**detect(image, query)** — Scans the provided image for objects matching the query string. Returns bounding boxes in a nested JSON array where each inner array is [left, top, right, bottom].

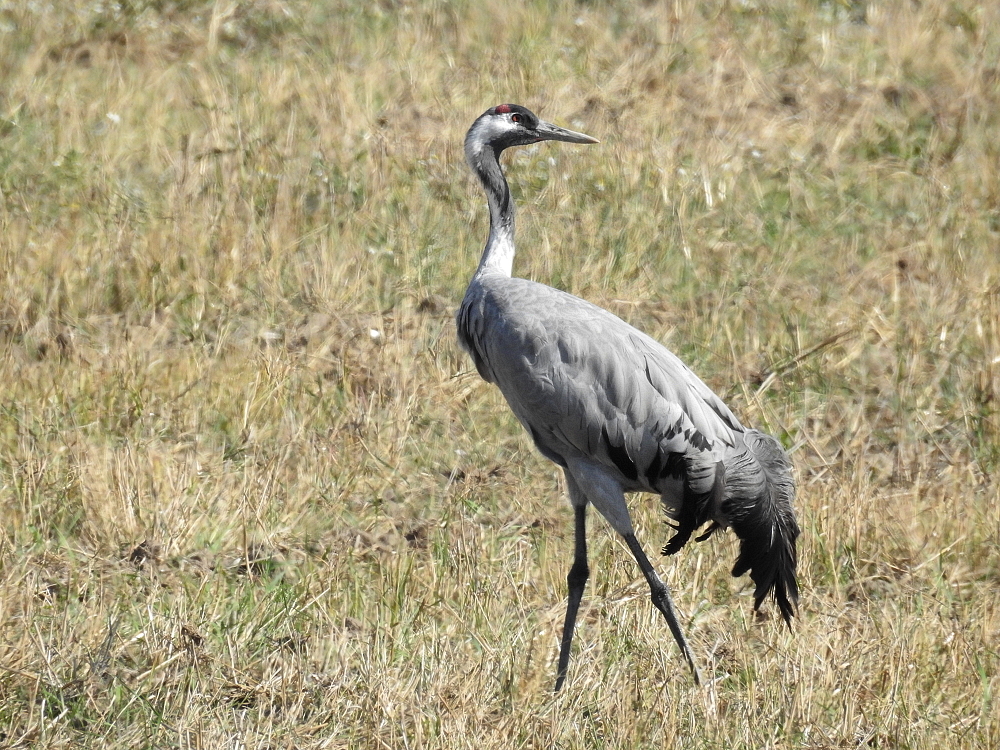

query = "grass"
[[1, 0, 999, 746]]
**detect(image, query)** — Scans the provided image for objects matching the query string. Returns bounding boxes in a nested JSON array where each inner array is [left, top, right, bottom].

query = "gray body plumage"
[[457, 104, 799, 689], [458, 273, 798, 614]]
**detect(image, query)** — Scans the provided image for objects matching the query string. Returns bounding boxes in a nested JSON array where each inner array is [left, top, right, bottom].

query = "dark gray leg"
[[555, 502, 588, 692], [623, 533, 702, 685]]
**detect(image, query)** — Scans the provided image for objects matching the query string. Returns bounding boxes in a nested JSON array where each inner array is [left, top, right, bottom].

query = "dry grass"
[[1, 0, 999, 747]]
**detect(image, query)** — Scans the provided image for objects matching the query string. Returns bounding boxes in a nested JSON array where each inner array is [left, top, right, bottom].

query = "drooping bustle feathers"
[[724, 430, 799, 625]]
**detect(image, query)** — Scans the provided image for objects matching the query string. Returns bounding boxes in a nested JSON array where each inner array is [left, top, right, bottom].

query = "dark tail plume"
[[725, 430, 799, 625]]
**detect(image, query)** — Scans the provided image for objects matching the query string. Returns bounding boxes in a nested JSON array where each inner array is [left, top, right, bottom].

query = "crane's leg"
[[554, 473, 589, 691], [563, 460, 701, 686], [622, 533, 702, 685]]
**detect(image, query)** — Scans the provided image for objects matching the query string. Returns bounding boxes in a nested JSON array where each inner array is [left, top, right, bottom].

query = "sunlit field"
[[2, 1, 999, 747]]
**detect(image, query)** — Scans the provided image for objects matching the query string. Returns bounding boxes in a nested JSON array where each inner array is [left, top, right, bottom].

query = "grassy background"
[[2, 0, 999, 747]]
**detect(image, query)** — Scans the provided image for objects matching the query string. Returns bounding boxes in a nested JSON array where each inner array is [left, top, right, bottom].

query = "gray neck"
[[466, 141, 515, 278]]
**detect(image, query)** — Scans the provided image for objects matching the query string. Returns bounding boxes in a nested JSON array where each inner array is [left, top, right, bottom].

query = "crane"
[[456, 104, 799, 690]]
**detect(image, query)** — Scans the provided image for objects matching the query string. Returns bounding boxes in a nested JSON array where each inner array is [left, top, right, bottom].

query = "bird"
[[456, 103, 799, 690]]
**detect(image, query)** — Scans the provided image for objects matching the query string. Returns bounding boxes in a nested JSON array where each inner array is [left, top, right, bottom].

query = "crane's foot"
[[623, 532, 702, 686]]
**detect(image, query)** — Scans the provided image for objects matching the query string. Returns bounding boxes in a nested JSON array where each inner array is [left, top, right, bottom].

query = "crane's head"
[[465, 104, 598, 164]]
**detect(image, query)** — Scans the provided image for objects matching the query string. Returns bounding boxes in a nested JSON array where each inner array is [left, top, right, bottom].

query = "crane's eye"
[[511, 113, 523, 124]]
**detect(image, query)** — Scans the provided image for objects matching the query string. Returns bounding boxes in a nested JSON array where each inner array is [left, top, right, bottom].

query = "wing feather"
[[459, 276, 742, 496]]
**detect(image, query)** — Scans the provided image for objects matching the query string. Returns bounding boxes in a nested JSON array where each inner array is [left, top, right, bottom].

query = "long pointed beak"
[[534, 120, 600, 145]]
